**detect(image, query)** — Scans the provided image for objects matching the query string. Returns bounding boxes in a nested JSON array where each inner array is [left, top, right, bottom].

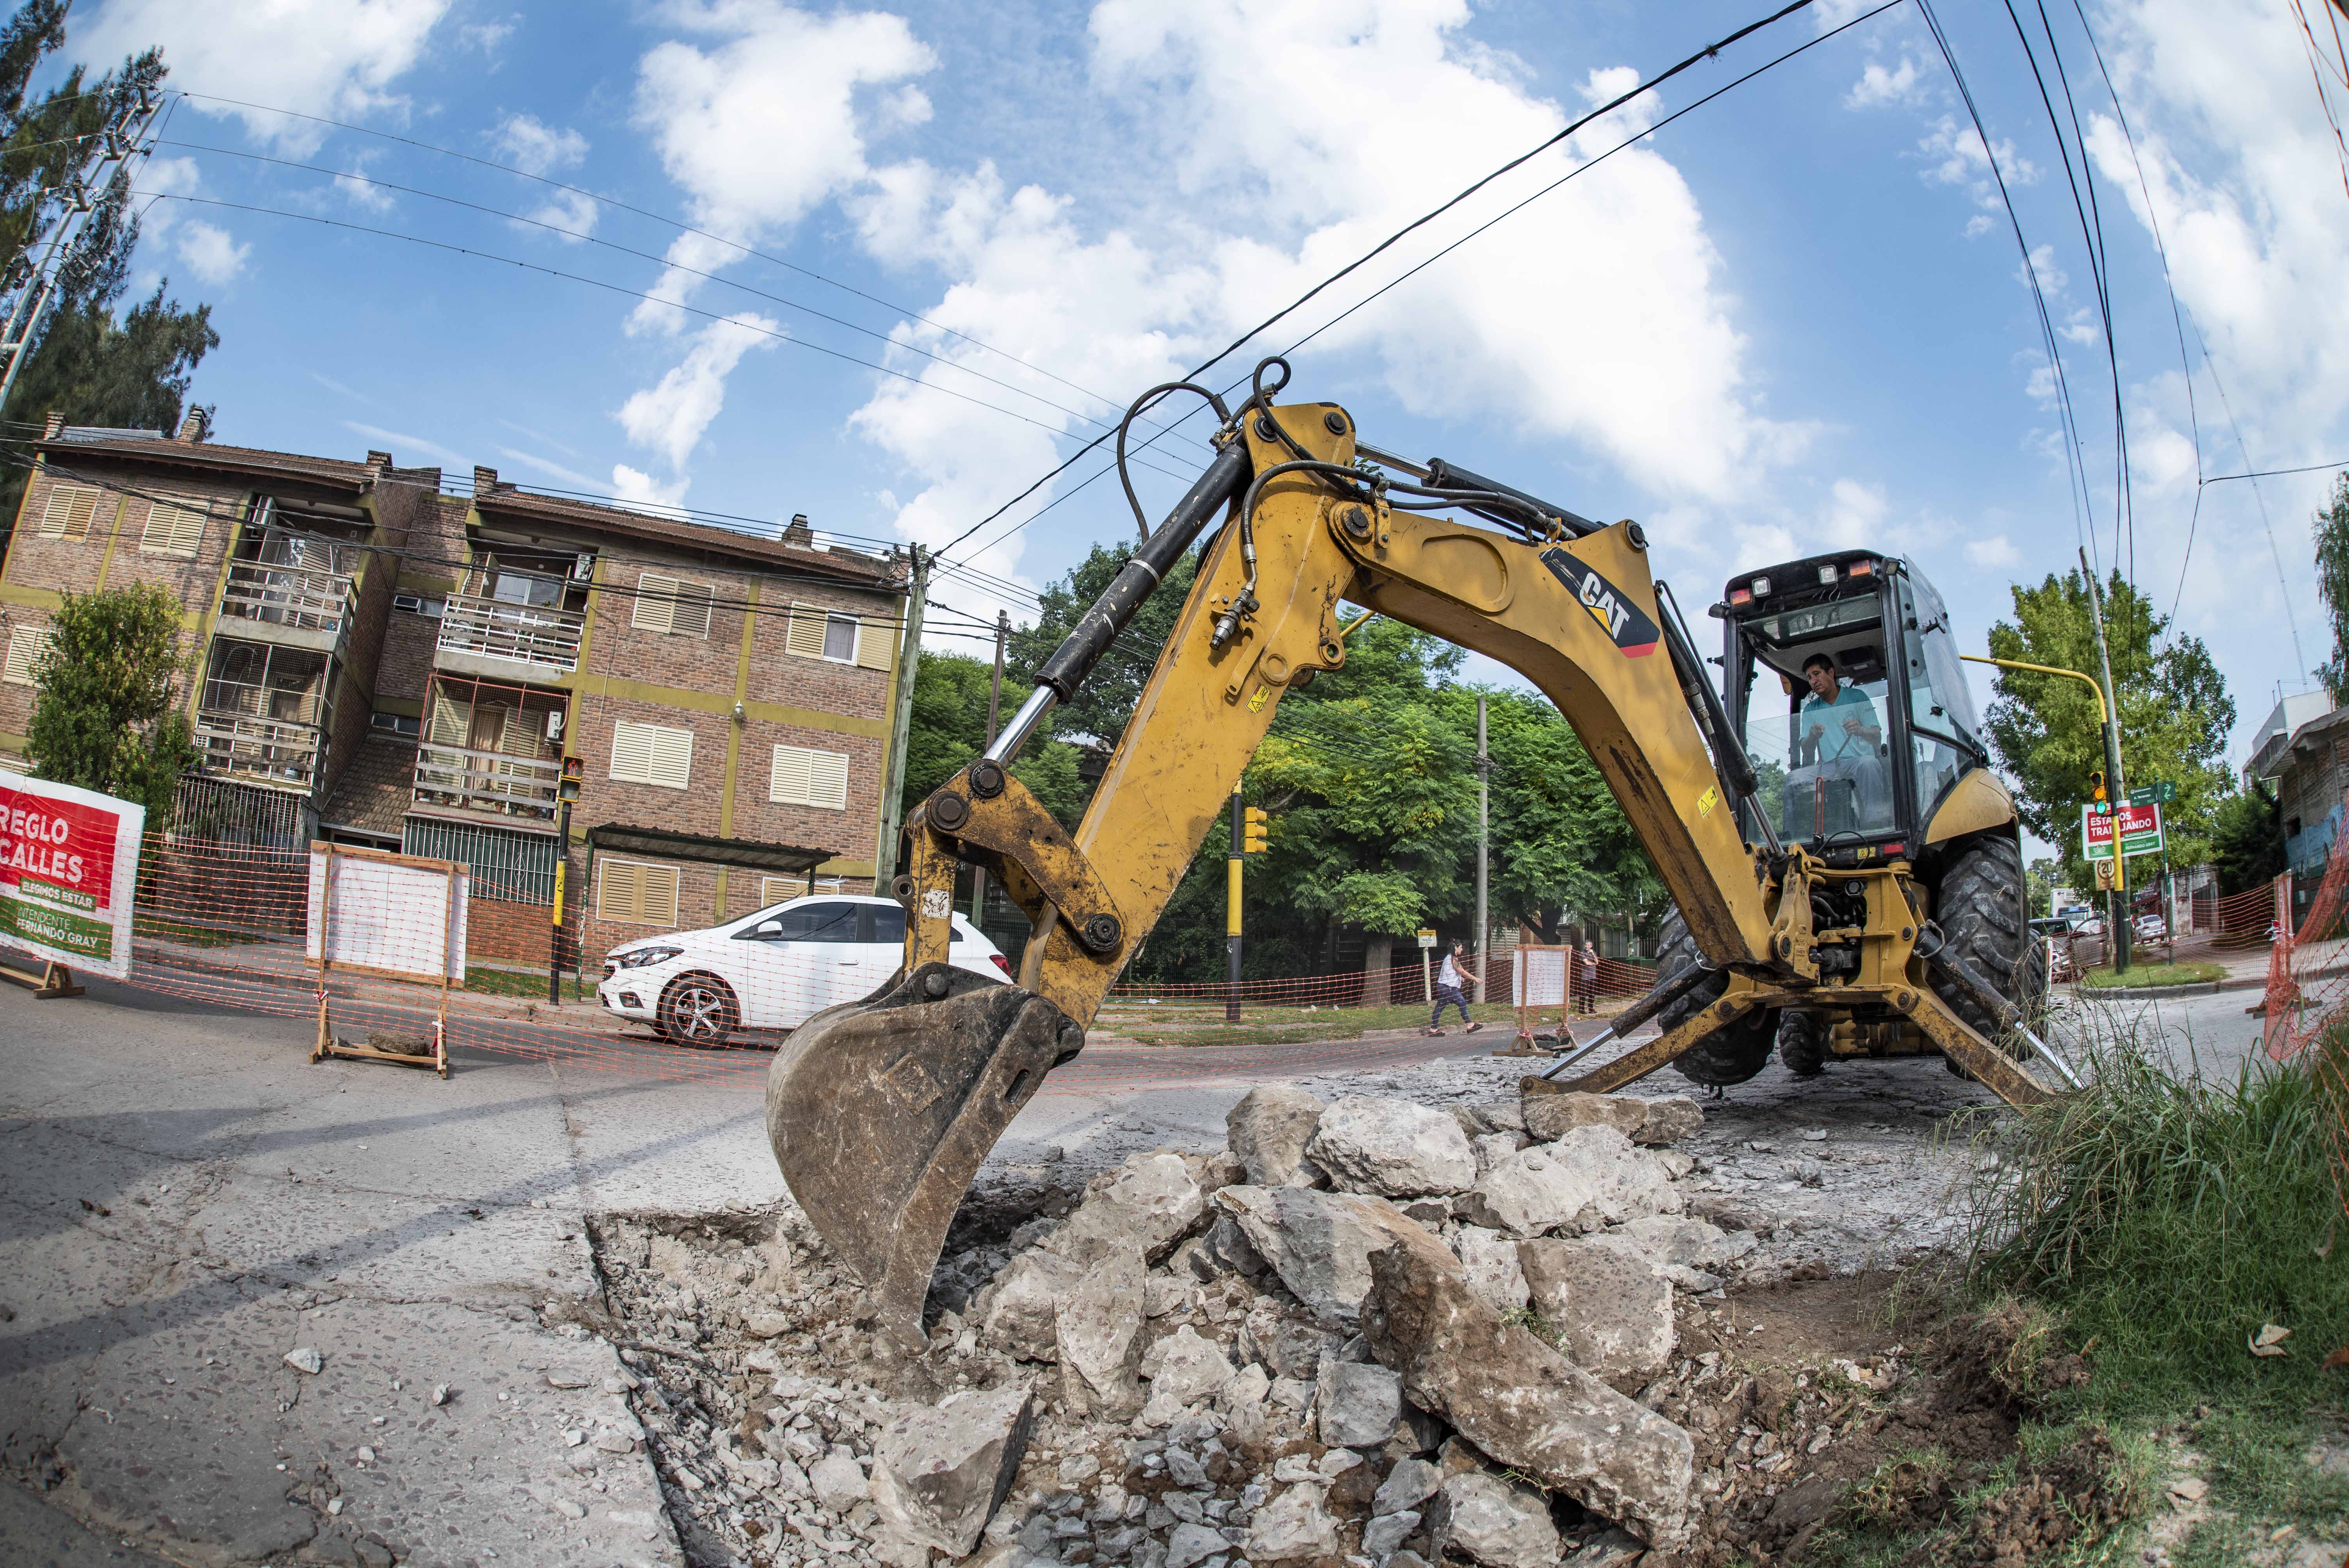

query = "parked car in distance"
[[2133, 914, 2167, 942], [2028, 917, 2074, 940], [597, 894, 1010, 1046]]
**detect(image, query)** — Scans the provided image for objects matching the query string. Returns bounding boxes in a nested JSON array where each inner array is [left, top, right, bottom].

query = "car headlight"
[[610, 946, 684, 969]]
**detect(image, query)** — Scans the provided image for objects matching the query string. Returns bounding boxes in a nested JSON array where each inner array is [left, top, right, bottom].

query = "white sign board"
[[0, 773, 144, 978], [1416, 928, 1438, 949], [1512, 947, 1570, 1009], [307, 845, 468, 984]]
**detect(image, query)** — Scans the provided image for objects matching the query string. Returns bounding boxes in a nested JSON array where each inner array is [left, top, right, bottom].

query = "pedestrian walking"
[[1576, 940, 1600, 1014], [1426, 941, 1480, 1036]]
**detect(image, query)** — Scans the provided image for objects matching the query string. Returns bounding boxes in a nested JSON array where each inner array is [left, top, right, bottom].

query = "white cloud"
[[174, 221, 251, 284], [628, 2, 934, 331], [615, 312, 780, 472], [492, 114, 597, 239], [497, 447, 608, 494], [1821, 478, 1888, 548], [611, 464, 690, 516], [1846, 57, 1921, 109], [1963, 213, 1995, 239], [75, 0, 454, 155], [1964, 535, 2019, 567], [1917, 114, 2037, 210], [460, 19, 514, 55]]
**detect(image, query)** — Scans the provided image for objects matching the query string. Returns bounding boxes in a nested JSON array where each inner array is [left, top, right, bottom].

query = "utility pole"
[[0, 86, 164, 415], [2079, 549, 2131, 974], [970, 608, 1009, 925], [873, 546, 927, 885], [1475, 694, 1489, 1005]]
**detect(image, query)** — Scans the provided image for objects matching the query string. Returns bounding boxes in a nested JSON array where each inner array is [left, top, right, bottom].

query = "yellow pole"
[[1960, 654, 2125, 894]]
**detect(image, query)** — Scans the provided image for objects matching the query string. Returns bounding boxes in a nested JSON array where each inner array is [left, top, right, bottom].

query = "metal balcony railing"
[[193, 711, 322, 792], [436, 594, 584, 672], [219, 562, 353, 634], [413, 741, 562, 821]]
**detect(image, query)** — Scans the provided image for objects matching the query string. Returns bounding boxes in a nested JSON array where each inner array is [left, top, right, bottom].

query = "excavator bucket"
[[765, 960, 1082, 1349]]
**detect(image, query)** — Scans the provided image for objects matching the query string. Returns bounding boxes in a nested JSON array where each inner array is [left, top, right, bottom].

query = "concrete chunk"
[[1315, 1360, 1402, 1449], [1428, 1472, 1561, 1568], [1246, 1483, 1340, 1561], [1361, 1234, 1694, 1545], [1141, 1324, 1236, 1406], [1055, 1246, 1146, 1417], [868, 1383, 1034, 1557], [1227, 1085, 1327, 1188], [1215, 1186, 1449, 1327], [1046, 1153, 1206, 1265], [1520, 1092, 1646, 1144], [1518, 1237, 1676, 1383], [1306, 1097, 1477, 1197], [1451, 1226, 1529, 1315]]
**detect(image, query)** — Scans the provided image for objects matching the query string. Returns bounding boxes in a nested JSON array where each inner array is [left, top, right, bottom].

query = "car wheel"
[[659, 973, 739, 1048]]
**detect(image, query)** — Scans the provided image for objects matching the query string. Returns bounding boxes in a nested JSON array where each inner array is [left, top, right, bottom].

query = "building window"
[[371, 711, 421, 738], [611, 719, 693, 789], [770, 743, 850, 809], [633, 572, 715, 638], [786, 602, 893, 669], [138, 494, 210, 557], [3, 623, 51, 685], [761, 873, 843, 906], [598, 857, 681, 926], [36, 483, 99, 541]]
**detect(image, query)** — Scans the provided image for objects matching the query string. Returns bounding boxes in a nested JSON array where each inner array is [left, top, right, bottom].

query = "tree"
[[2026, 856, 2057, 918], [895, 647, 1084, 837], [1984, 568, 2235, 889], [25, 582, 198, 818], [2209, 782, 2285, 896], [2313, 472, 2349, 698], [0, 5, 218, 560]]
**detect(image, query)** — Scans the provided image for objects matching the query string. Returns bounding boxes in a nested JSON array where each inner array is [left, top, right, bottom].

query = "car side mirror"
[[756, 920, 784, 937]]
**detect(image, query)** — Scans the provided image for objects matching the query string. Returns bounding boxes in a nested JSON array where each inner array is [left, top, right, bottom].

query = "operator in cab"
[[1798, 652, 1881, 764]]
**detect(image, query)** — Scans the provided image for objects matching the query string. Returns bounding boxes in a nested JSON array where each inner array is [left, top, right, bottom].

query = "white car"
[[597, 893, 1012, 1046]]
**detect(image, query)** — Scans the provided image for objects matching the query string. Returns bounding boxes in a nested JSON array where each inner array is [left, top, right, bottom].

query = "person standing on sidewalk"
[[1576, 940, 1600, 1015], [1427, 941, 1480, 1036]]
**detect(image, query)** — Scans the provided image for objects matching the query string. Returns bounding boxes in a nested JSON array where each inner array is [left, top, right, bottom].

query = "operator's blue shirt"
[[1801, 682, 1880, 762]]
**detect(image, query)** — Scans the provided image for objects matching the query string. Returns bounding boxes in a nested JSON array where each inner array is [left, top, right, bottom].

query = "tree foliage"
[[0, 5, 217, 551], [24, 581, 197, 817], [2313, 472, 2349, 698], [1984, 568, 2236, 888], [2209, 780, 2285, 897]]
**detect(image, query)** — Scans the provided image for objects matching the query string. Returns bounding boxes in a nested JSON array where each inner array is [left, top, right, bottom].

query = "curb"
[[2071, 980, 2225, 1001]]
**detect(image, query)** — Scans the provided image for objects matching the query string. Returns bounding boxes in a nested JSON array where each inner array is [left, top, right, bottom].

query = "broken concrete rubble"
[[1316, 1359, 1403, 1449], [1044, 1151, 1205, 1265], [868, 1383, 1033, 1556], [1361, 1233, 1695, 1545], [1451, 1225, 1531, 1315], [1226, 1084, 1327, 1187], [1430, 1470, 1565, 1568], [1247, 1481, 1342, 1561], [1306, 1096, 1478, 1197], [1517, 1236, 1677, 1382], [1215, 1184, 1449, 1327], [1054, 1245, 1148, 1417]]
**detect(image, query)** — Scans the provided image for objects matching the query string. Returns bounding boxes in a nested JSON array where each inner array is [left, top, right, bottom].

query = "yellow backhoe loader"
[[768, 360, 2069, 1347]]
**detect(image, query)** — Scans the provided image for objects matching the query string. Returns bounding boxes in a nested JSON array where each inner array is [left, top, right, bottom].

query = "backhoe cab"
[[765, 365, 2066, 1346]]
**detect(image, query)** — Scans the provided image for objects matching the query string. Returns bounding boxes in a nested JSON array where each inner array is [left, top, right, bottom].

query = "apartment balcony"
[[216, 562, 354, 656], [411, 740, 562, 825], [193, 711, 323, 795], [434, 594, 585, 682]]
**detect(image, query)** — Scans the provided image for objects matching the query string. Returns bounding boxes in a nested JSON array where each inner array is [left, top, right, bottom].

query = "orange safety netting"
[[2258, 801, 2349, 1221]]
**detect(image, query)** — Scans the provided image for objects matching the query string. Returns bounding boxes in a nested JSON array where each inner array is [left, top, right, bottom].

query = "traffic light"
[[2088, 769, 2107, 804], [1242, 806, 1270, 853]]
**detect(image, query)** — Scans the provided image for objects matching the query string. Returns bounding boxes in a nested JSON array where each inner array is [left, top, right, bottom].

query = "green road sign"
[[2127, 780, 2177, 807]]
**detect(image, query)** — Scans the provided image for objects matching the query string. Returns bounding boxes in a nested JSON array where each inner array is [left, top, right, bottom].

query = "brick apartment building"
[[0, 416, 910, 969]]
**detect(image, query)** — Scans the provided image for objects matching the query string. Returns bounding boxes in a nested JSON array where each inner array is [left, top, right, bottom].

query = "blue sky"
[[52, 0, 2349, 772]]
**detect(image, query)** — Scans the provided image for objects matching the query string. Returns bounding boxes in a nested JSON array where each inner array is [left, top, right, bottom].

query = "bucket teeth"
[[765, 962, 1078, 1349]]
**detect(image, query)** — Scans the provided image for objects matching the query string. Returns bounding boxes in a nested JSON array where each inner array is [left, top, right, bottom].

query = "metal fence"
[[403, 815, 560, 906]]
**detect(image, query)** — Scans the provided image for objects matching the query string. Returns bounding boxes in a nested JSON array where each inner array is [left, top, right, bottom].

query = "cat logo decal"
[[1537, 548, 1661, 657]]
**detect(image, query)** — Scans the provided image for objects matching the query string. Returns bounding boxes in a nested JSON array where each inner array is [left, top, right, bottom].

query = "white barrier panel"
[[1513, 946, 1570, 1007], [0, 773, 145, 979], [306, 845, 469, 984]]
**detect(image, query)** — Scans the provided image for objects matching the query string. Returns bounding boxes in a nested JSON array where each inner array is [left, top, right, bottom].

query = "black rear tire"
[[1652, 909, 1777, 1087], [1930, 834, 2045, 1075], [1777, 1010, 1829, 1078]]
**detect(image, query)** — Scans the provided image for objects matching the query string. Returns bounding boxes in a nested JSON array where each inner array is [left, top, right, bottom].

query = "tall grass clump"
[[1960, 1013, 2349, 1412]]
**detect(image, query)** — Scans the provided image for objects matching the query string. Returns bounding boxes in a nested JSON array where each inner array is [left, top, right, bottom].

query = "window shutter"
[[38, 484, 98, 541], [759, 875, 797, 907], [601, 860, 681, 925], [670, 581, 714, 639], [139, 495, 207, 557], [643, 864, 680, 925], [785, 602, 828, 659], [612, 720, 692, 788], [2, 624, 49, 686], [647, 725, 693, 788], [633, 572, 677, 633], [855, 616, 895, 670], [428, 690, 472, 746], [770, 743, 849, 809]]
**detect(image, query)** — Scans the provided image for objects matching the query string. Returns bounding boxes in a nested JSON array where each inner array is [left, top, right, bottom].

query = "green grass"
[[132, 911, 271, 948], [2075, 960, 2226, 989], [463, 964, 590, 1001]]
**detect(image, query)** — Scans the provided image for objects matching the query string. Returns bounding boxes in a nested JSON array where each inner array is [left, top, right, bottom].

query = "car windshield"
[[1740, 642, 1899, 845]]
